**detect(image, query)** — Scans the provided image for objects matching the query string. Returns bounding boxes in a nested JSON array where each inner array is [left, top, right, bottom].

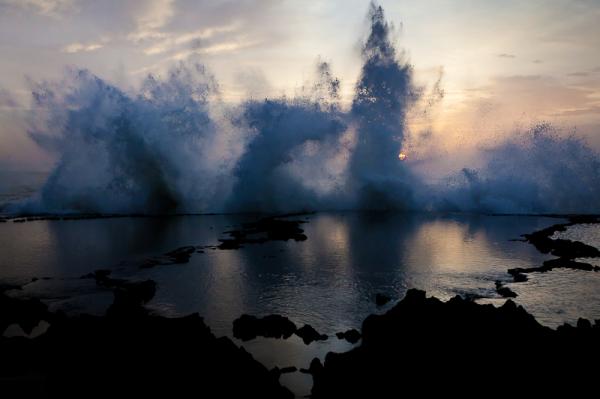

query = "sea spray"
[[349, 3, 421, 210], [434, 123, 600, 213], [10, 2, 600, 215]]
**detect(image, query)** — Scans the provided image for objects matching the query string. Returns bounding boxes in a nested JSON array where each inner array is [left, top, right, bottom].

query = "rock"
[[280, 366, 297, 374], [577, 318, 592, 329], [336, 329, 361, 344], [0, 306, 293, 398], [0, 289, 52, 336], [495, 281, 517, 298], [218, 217, 308, 250], [233, 314, 297, 341], [295, 324, 328, 345], [164, 246, 196, 263], [310, 288, 600, 397], [375, 293, 391, 307]]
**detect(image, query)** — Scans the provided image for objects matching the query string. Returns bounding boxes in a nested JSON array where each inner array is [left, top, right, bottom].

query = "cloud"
[[497, 53, 516, 58], [62, 41, 106, 53], [555, 105, 600, 117], [567, 72, 589, 77], [142, 22, 240, 55], [0, 0, 74, 17], [127, 0, 175, 43]]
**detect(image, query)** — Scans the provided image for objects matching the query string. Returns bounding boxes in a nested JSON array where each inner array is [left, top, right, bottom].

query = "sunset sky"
[[1, 0, 599, 170]]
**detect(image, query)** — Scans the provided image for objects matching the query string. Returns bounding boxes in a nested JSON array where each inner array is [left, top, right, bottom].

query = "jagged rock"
[[495, 281, 517, 298], [0, 289, 292, 398], [233, 314, 297, 341], [336, 329, 361, 344], [311, 289, 600, 397], [295, 324, 328, 345], [218, 217, 308, 250]]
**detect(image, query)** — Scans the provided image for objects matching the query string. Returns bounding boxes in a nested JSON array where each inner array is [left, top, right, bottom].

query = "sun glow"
[[398, 152, 407, 161]]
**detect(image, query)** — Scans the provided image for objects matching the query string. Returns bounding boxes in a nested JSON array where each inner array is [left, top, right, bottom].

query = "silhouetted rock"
[[495, 281, 517, 298], [164, 246, 196, 263], [1, 288, 51, 335], [375, 293, 391, 307], [0, 290, 292, 398], [295, 324, 328, 345], [311, 289, 600, 397], [218, 217, 307, 250], [281, 366, 297, 374], [233, 314, 297, 341], [336, 329, 361, 344]]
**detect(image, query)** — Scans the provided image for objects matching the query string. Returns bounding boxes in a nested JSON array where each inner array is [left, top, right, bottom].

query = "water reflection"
[[4, 212, 598, 396]]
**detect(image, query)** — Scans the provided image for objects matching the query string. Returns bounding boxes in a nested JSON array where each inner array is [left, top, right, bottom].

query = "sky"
[[1, 0, 600, 171]]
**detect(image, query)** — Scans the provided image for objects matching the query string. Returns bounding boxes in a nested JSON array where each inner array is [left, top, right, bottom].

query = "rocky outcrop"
[[233, 314, 297, 341], [295, 324, 328, 344], [335, 329, 361, 344], [310, 289, 600, 397], [0, 285, 293, 398], [218, 217, 308, 250]]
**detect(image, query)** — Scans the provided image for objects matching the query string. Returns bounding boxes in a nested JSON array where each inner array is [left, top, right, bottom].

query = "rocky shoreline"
[[309, 288, 600, 396], [0, 282, 293, 398], [2, 213, 600, 396]]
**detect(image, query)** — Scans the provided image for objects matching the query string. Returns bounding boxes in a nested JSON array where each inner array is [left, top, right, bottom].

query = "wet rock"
[[164, 246, 196, 263], [336, 329, 361, 344], [375, 293, 391, 307], [218, 217, 308, 250], [508, 258, 600, 277], [520, 217, 600, 269], [310, 288, 600, 397], [495, 281, 517, 298], [295, 324, 328, 345], [233, 314, 297, 341]]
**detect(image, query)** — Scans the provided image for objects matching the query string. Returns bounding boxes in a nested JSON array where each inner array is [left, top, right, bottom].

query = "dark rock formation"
[[300, 358, 324, 375], [295, 324, 328, 345], [1, 287, 52, 335], [139, 246, 199, 269], [495, 280, 517, 298], [335, 329, 361, 344], [0, 288, 292, 398], [522, 216, 600, 259], [271, 366, 298, 377], [375, 293, 391, 307], [310, 289, 600, 397], [218, 217, 307, 250], [507, 216, 600, 282], [233, 314, 297, 341]]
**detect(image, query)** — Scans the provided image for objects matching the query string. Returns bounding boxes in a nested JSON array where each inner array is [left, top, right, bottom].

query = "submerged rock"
[[218, 217, 308, 250]]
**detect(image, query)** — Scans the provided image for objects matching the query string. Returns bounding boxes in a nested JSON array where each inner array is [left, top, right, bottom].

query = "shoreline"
[[2, 212, 600, 396]]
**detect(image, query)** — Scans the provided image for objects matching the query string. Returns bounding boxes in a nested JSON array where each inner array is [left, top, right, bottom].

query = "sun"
[[398, 152, 407, 161]]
